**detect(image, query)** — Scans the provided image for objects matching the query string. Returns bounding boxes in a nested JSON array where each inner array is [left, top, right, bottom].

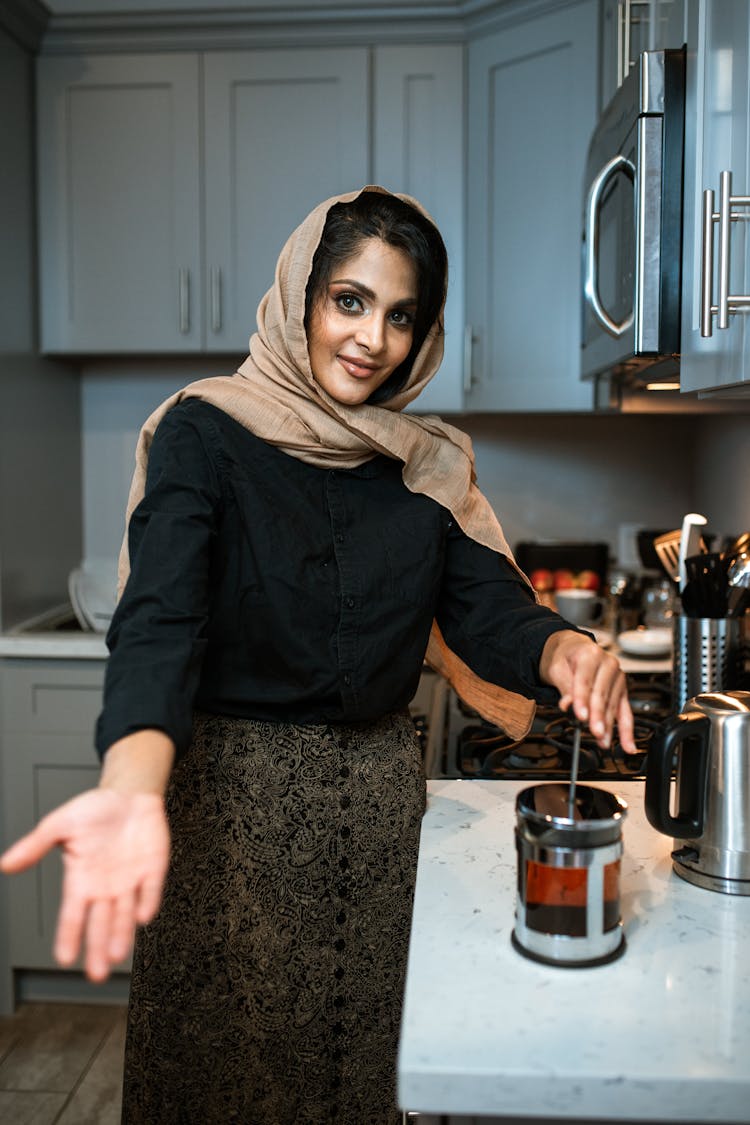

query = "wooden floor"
[[0, 1002, 125, 1124]]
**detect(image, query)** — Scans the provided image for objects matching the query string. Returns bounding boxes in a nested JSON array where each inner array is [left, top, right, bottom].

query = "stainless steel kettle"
[[645, 691, 750, 895]]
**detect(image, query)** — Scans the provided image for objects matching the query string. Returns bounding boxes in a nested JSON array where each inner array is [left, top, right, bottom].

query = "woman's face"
[[307, 237, 418, 406]]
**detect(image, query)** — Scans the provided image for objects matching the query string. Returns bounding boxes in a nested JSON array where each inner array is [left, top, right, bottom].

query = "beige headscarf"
[[119, 185, 537, 738]]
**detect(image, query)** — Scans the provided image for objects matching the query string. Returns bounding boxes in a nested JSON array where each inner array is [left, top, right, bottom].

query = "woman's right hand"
[[0, 787, 170, 982]]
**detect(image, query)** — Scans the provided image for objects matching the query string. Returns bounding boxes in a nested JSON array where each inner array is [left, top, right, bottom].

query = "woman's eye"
[[335, 293, 362, 313], [390, 309, 415, 328]]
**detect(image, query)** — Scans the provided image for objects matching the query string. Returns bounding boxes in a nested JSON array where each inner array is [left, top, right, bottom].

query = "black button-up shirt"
[[95, 400, 568, 758]]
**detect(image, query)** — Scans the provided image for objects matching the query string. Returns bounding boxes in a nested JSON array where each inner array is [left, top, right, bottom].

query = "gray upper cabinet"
[[37, 53, 202, 353], [600, 1, 687, 111], [464, 0, 598, 411], [37, 48, 370, 355], [372, 44, 465, 414], [202, 49, 369, 354], [680, 0, 750, 395]]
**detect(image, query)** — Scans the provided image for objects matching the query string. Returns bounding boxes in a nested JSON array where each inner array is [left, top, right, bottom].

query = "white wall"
[[81, 362, 750, 573], [463, 413, 703, 555], [0, 26, 81, 629], [693, 414, 750, 538]]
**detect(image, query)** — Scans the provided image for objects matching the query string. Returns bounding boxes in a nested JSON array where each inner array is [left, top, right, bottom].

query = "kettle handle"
[[644, 712, 710, 838]]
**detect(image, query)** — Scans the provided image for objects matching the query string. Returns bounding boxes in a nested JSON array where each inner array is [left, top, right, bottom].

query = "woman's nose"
[[355, 315, 385, 353]]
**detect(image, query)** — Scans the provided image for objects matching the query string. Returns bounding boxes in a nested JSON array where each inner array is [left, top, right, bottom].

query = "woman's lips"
[[337, 355, 379, 379]]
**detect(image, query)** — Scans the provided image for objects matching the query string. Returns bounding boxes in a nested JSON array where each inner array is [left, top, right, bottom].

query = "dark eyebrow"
[[329, 278, 418, 307]]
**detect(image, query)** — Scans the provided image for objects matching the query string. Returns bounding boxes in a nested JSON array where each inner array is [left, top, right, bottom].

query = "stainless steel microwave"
[[581, 48, 686, 388]]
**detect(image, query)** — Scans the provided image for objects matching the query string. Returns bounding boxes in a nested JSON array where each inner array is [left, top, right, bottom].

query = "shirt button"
[[334, 937, 346, 952], [336, 533, 344, 543], [342, 673, 351, 686], [345, 596, 355, 609], [340, 796, 351, 810], [339, 765, 350, 778]]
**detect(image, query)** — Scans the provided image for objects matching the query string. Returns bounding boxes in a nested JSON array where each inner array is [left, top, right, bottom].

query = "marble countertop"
[[398, 779, 750, 1122], [0, 606, 108, 659]]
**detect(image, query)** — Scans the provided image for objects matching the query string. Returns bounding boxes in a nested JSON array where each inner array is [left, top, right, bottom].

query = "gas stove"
[[421, 672, 672, 781]]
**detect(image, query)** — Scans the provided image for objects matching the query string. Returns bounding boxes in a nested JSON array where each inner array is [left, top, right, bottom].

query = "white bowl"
[[68, 566, 117, 632], [617, 627, 673, 657]]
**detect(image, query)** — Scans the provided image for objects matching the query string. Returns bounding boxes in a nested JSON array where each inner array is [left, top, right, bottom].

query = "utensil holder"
[[672, 616, 740, 713]]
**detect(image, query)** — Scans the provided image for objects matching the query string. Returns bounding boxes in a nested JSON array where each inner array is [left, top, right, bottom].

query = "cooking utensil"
[[654, 521, 708, 585], [683, 551, 729, 618], [723, 531, 750, 559], [678, 512, 708, 592], [645, 691, 750, 895], [726, 550, 750, 616], [653, 530, 682, 582]]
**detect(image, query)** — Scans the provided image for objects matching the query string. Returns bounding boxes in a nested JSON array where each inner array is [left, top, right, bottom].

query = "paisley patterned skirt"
[[121, 709, 426, 1125]]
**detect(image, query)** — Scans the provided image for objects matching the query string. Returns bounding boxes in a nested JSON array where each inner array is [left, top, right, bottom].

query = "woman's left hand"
[[539, 630, 637, 754]]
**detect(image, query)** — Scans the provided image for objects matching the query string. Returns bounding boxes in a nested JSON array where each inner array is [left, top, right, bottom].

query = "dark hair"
[[304, 191, 448, 403]]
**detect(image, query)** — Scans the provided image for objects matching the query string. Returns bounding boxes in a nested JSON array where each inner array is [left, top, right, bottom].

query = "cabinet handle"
[[584, 154, 635, 337], [179, 269, 190, 334], [210, 267, 223, 334], [700, 170, 750, 337], [463, 324, 474, 394], [622, 0, 632, 85]]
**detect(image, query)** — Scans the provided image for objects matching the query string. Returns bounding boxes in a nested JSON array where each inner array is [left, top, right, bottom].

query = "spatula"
[[678, 513, 708, 592], [654, 515, 708, 585]]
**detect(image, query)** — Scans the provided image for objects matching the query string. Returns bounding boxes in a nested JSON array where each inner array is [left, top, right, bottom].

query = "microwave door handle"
[[584, 154, 635, 337]]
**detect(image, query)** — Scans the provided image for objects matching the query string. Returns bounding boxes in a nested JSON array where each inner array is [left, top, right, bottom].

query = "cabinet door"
[[37, 54, 202, 353], [680, 0, 750, 394], [373, 44, 465, 414], [203, 49, 370, 355], [601, 1, 688, 111], [0, 661, 110, 972], [464, 0, 599, 411]]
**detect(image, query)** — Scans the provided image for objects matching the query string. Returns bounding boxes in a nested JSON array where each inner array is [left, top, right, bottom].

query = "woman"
[[0, 187, 635, 1124]]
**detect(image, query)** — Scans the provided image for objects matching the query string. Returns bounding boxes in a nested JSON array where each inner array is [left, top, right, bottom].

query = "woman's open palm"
[[0, 789, 170, 981]]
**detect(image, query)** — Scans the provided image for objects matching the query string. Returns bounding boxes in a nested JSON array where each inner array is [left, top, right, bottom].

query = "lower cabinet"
[[0, 658, 112, 990]]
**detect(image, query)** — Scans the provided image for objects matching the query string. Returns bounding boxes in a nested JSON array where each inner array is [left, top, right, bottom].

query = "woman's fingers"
[[108, 888, 138, 964], [554, 637, 633, 751], [53, 873, 88, 968], [84, 897, 115, 982], [0, 813, 63, 874], [616, 692, 638, 754]]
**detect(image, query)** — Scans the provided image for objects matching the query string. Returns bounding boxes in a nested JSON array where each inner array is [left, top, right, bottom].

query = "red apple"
[[576, 569, 601, 592], [553, 568, 576, 590], [529, 567, 554, 592]]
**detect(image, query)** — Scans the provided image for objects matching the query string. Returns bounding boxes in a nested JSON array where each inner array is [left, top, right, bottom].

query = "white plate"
[[617, 627, 673, 657], [68, 567, 117, 632]]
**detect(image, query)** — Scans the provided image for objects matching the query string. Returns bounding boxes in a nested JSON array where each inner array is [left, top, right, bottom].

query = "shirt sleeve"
[[95, 404, 223, 759], [435, 521, 581, 704]]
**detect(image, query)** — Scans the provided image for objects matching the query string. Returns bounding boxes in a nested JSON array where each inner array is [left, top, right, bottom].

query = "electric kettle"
[[645, 691, 750, 895]]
